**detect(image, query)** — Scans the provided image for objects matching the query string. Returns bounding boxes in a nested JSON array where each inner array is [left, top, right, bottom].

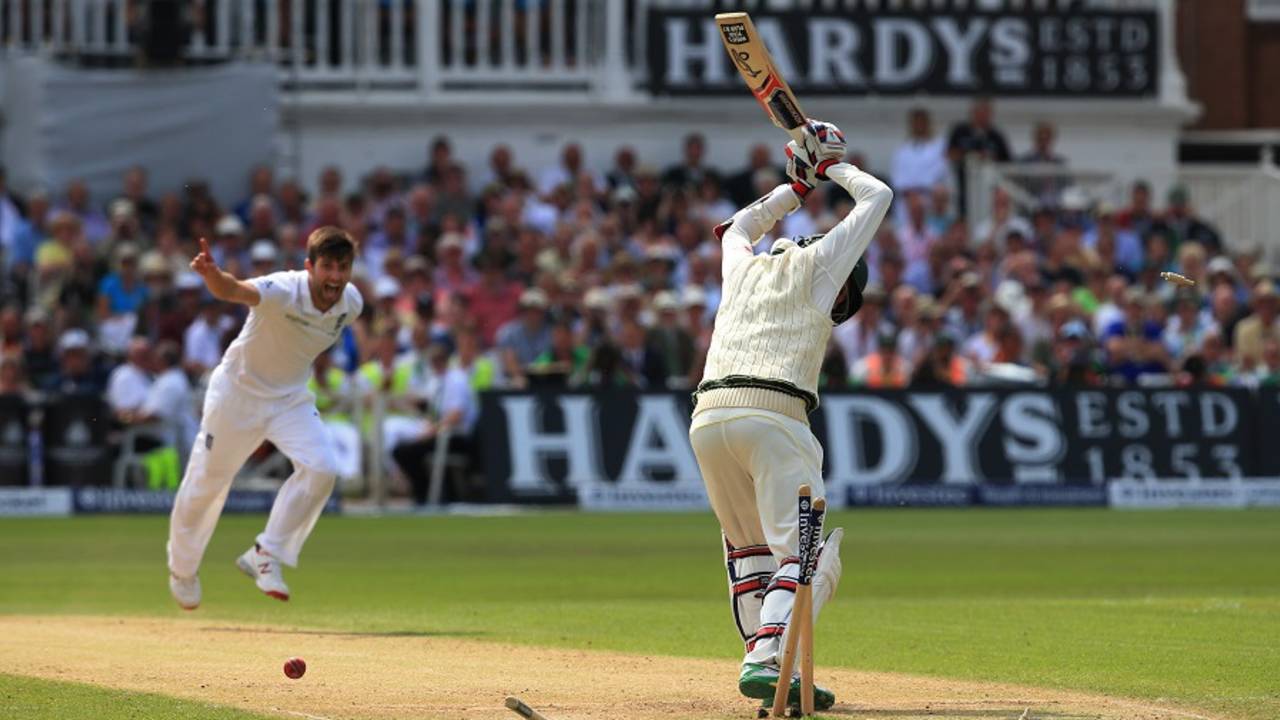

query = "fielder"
[[689, 121, 892, 709], [167, 227, 363, 609]]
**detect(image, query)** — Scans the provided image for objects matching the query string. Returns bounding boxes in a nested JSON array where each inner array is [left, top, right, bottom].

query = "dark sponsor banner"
[[648, 7, 1158, 97], [72, 488, 342, 515], [481, 389, 1263, 509]]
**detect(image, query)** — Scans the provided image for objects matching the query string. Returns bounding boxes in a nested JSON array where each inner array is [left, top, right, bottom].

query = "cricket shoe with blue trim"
[[738, 662, 835, 710], [236, 544, 290, 601]]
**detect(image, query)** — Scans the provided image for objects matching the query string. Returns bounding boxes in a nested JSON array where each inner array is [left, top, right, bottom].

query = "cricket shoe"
[[738, 662, 835, 711], [236, 544, 290, 601], [812, 527, 844, 613], [169, 572, 201, 610]]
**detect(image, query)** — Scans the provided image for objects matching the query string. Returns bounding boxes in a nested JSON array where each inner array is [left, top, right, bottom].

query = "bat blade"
[[714, 12, 807, 143]]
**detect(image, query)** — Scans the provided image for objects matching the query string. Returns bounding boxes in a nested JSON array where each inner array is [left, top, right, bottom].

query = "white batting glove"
[[800, 120, 847, 179], [784, 141, 820, 197]]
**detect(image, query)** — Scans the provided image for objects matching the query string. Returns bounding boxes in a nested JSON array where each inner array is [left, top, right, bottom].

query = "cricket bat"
[[714, 12, 808, 144]]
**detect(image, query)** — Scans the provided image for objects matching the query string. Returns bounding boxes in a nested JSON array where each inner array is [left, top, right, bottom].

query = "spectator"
[[1160, 185, 1222, 254], [22, 309, 58, 389], [0, 353, 27, 395], [963, 304, 1011, 371], [891, 108, 949, 196], [45, 328, 104, 395], [210, 215, 250, 276], [249, 241, 280, 276], [95, 243, 149, 353], [1116, 180, 1156, 239], [925, 183, 956, 236], [306, 348, 361, 485], [605, 146, 639, 193], [896, 190, 939, 282], [358, 327, 426, 469], [8, 189, 50, 284], [1017, 120, 1068, 205], [530, 320, 589, 388], [1103, 289, 1170, 383], [391, 338, 478, 505], [911, 333, 969, 386], [614, 317, 666, 389], [435, 163, 475, 226], [0, 305, 21, 356], [183, 294, 230, 377], [234, 165, 275, 223], [0, 168, 27, 265], [647, 290, 694, 388], [277, 177, 309, 227], [245, 195, 278, 242], [481, 144, 521, 191], [128, 340, 198, 451], [496, 288, 553, 388], [947, 97, 1011, 213], [422, 136, 454, 187], [1163, 289, 1212, 359], [944, 272, 986, 341], [317, 165, 344, 201], [62, 179, 110, 246], [1233, 280, 1280, 368], [451, 324, 500, 391], [1207, 282, 1244, 349], [106, 337, 152, 420], [1086, 204, 1143, 275], [832, 285, 890, 374], [540, 143, 598, 198], [663, 132, 709, 191], [852, 331, 909, 388], [725, 143, 782, 207]]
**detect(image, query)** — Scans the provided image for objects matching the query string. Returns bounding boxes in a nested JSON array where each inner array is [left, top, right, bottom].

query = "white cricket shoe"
[[812, 527, 843, 615], [169, 572, 201, 610], [236, 544, 290, 601]]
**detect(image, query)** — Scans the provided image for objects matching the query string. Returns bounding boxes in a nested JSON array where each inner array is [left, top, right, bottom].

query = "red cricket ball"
[[283, 657, 306, 679]]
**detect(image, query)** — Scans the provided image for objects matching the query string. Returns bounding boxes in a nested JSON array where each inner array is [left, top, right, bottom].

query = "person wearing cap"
[[646, 290, 695, 388], [1102, 288, 1170, 383], [495, 288, 553, 389], [433, 233, 474, 293], [689, 121, 890, 710], [45, 328, 104, 395], [166, 226, 363, 610], [94, 242, 148, 354], [210, 214, 250, 274], [106, 337, 154, 420], [249, 240, 279, 274], [1234, 280, 1280, 368], [529, 319, 590, 387]]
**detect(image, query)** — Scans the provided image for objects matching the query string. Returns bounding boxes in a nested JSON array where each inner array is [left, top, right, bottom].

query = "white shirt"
[[142, 367, 198, 450], [106, 363, 151, 413], [183, 315, 228, 370], [890, 137, 949, 193], [423, 365, 477, 435], [721, 164, 893, 314], [219, 270, 364, 398]]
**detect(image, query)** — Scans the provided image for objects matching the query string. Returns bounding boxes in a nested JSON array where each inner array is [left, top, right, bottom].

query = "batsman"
[[689, 120, 892, 709]]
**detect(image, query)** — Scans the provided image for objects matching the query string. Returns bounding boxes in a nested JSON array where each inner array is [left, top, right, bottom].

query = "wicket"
[[771, 484, 826, 717]]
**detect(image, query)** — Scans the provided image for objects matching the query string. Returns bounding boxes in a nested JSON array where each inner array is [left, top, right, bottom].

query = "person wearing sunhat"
[[1234, 280, 1280, 368], [495, 288, 552, 389], [45, 328, 104, 395]]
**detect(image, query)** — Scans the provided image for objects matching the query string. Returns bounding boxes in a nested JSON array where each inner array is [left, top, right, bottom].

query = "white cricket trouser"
[[689, 406, 826, 667], [168, 366, 342, 578]]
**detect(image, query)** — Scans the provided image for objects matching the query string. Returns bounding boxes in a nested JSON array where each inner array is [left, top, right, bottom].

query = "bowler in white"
[[168, 226, 363, 610]]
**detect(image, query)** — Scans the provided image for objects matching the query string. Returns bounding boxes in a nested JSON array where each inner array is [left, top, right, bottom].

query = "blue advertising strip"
[[0, 487, 73, 517], [72, 488, 342, 515]]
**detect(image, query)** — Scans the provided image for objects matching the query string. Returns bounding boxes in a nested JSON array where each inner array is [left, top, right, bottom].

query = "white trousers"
[[167, 367, 342, 577], [689, 406, 826, 667]]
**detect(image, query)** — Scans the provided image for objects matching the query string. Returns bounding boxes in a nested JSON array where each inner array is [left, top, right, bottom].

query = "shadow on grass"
[[200, 626, 487, 639]]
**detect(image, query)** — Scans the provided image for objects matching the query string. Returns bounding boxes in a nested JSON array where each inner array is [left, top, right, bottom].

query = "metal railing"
[[0, 0, 622, 91], [1177, 149, 1280, 266]]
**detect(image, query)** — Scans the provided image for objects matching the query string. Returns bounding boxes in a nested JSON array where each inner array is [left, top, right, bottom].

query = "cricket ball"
[[283, 657, 306, 679]]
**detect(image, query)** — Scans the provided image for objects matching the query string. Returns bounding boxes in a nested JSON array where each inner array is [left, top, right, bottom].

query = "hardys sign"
[[648, 6, 1159, 97], [480, 389, 1274, 510]]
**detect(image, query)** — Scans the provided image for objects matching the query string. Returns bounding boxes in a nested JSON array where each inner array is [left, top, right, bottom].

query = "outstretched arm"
[[191, 237, 261, 307]]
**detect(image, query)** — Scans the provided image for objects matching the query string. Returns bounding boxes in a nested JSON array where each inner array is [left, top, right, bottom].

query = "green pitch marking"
[[0, 509, 1277, 719], [0, 674, 276, 720]]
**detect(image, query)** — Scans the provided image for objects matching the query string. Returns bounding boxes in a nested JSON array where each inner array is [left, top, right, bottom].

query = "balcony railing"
[[0, 0, 640, 94]]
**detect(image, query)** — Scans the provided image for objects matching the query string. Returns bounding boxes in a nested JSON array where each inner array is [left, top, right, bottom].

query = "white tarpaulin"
[[2, 57, 277, 206]]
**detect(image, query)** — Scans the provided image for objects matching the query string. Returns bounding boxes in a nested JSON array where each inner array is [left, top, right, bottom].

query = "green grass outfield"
[[0, 509, 1277, 719]]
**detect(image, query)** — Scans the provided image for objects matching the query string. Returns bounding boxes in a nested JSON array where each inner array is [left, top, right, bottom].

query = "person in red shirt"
[[463, 253, 522, 347]]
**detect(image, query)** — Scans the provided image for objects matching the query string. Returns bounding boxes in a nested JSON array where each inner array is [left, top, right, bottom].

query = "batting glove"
[[784, 141, 820, 198], [801, 120, 847, 180]]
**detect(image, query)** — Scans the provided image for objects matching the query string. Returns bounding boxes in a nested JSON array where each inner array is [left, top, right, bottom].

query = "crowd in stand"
[[1, 99, 1278, 495]]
